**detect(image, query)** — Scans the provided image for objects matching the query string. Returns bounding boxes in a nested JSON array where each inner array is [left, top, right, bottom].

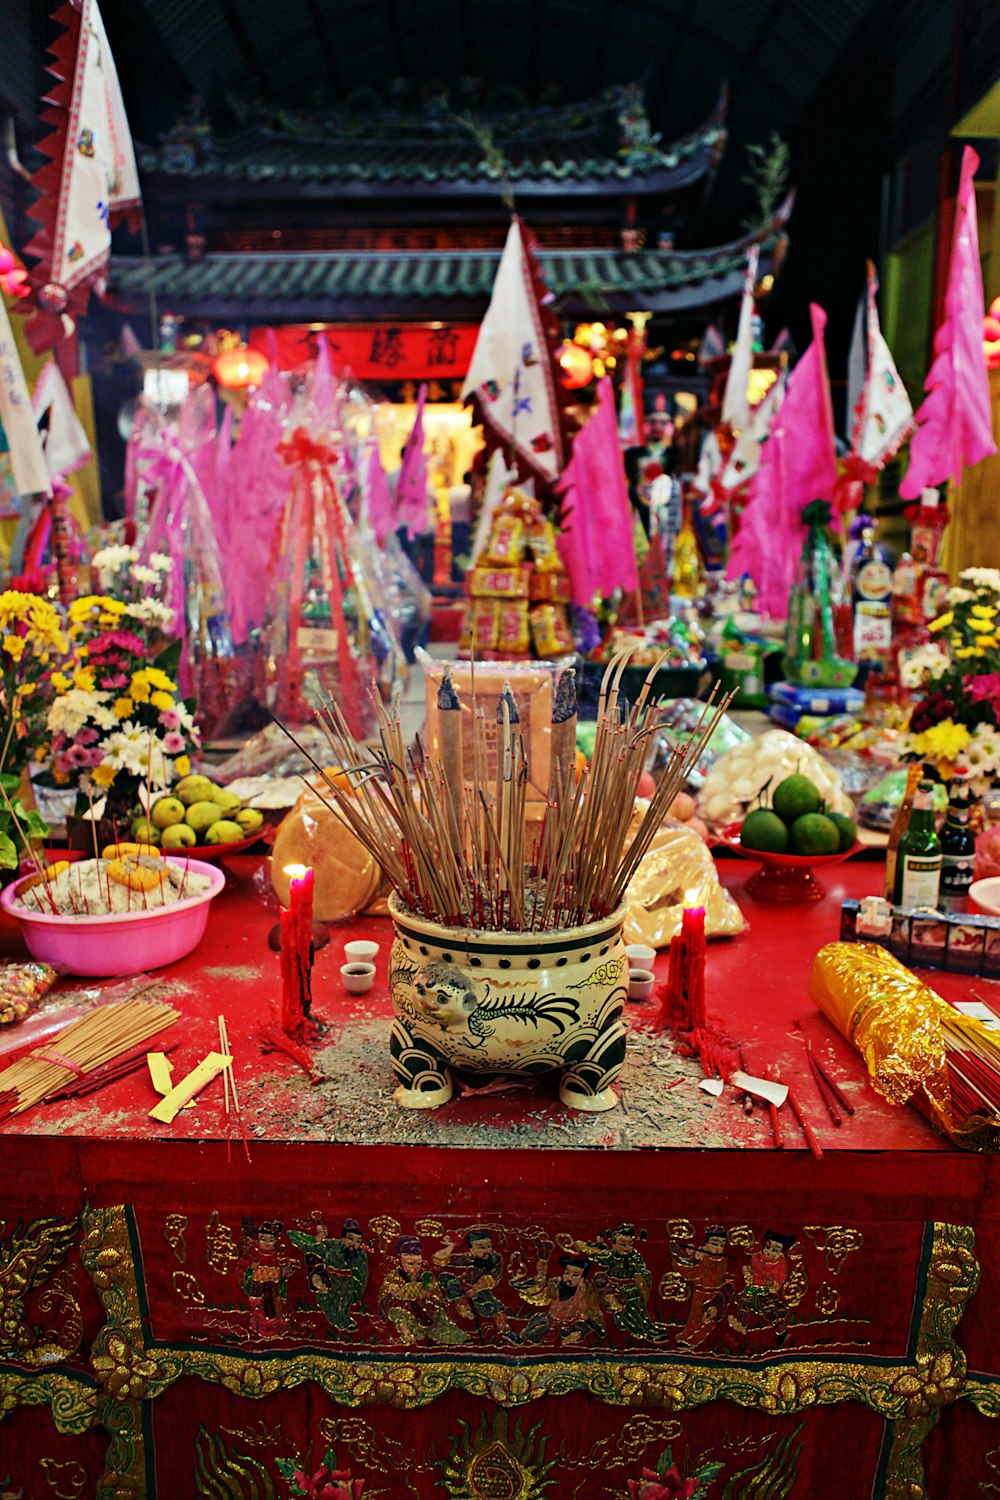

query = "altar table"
[[0, 856, 997, 1500]]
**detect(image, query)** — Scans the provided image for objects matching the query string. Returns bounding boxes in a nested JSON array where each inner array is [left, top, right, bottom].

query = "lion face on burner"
[[412, 963, 478, 1030]]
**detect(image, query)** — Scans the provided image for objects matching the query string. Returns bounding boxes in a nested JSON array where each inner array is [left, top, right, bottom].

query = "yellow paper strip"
[[146, 1052, 174, 1094], [149, 1051, 231, 1124]]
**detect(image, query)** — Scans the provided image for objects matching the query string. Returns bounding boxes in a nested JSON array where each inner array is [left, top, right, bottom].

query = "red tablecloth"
[[2, 855, 998, 1499]]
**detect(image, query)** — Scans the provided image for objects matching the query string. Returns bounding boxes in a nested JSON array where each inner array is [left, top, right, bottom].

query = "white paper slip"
[[699, 1077, 725, 1097], [731, 1070, 789, 1107], [952, 1000, 1000, 1028]]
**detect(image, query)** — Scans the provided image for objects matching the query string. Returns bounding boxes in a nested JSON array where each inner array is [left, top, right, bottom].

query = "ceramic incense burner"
[[388, 894, 629, 1111]]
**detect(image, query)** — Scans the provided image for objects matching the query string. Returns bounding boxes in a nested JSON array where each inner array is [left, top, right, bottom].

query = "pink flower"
[[89, 628, 146, 656], [66, 744, 94, 769], [628, 1469, 698, 1500], [99, 672, 129, 691], [163, 731, 185, 753], [967, 672, 1000, 702], [159, 706, 182, 730], [75, 727, 98, 746], [292, 1468, 363, 1500]]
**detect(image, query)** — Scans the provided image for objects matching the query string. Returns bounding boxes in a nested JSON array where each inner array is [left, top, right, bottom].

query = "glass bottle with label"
[[850, 521, 893, 665], [940, 772, 977, 913], [893, 781, 942, 909]]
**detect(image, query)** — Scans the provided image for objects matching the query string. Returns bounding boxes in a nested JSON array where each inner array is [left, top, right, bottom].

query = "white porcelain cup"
[[341, 961, 376, 994], [627, 969, 656, 1002], [345, 939, 380, 963], [626, 944, 656, 971]]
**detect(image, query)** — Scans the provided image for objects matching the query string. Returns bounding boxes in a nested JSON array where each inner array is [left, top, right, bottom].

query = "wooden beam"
[[214, 0, 275, 99]]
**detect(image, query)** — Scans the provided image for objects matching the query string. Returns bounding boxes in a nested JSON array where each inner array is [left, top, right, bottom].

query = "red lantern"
[[557, 341, 594, 390], [213, 345, 269, 390]]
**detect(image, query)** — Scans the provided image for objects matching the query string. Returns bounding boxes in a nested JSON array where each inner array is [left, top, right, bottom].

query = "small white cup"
[[627, 969, 656, 1002], [341, 961, 376, 995], [345, 939, 380, 964], [626, 944, 656, 971]]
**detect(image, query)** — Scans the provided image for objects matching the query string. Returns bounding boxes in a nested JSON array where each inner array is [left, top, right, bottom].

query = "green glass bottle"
[[893, 781, 942, 909]]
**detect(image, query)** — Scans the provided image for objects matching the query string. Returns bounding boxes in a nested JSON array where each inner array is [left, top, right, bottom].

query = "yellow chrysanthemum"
[[143, 667, 177, 693], [91, 763, 118, 788], [73, 667, 96, 692], [113, 697, 134, 719], [150, 690, 174, 712], [955, 646, 976, 659], [928, 612, 954, 634], [174, 755, 190, 777], [920, 720, 971, 762], [51, 671, 71, 694], [129, 672, 151, 704], [2, 634, 25, 663]]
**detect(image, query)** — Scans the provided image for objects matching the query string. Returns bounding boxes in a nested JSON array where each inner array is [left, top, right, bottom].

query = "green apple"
[[204, 819, 243, 845], [235, 807, 264, 833], [174, 775, 215, 807], [130, 817, 161, 846], [151, 795, 186, 830], [184, 800, 223, 835], [211, 787, 242, 812], [161, 823, 197, 849]]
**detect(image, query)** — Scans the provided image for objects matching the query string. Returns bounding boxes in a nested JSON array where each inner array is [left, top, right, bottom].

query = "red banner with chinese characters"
[[248, 323, 479, 381]]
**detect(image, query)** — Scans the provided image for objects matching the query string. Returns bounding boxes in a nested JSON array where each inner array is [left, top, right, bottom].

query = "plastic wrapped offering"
[[809, 941, 1000, 1150], [0, 962, 59, 1025], [624, 822, 745, 949], [697, 728, 853, 828], [648, 698, 749, 790]]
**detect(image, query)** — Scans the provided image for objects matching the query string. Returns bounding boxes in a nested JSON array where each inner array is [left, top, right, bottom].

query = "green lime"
[[740, 808, 790, 854], [789, 812, 840, 856], [772, 773, 822, 824], [827, 812, 857, 853]]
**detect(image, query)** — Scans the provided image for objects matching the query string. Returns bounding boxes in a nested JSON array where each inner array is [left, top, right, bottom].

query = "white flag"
[[461, 219, 565, 482], [850, 266, 914, 470], [717, 370, 786, 493], [0, 297, 51, 497], [49, 0, 141, 295], [32, 361, 91, 480], [721, 247, 759, 431]]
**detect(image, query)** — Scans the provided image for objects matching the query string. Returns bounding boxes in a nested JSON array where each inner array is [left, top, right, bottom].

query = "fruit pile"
[[739, 773, 856, 858], [132, 775, 265, 849]]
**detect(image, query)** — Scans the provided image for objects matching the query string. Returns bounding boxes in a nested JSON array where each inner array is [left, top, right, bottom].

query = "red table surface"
[[0, 851, 992, 1160]]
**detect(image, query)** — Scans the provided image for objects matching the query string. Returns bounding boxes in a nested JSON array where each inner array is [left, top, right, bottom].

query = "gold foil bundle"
[[809, 942, 999, 1150]]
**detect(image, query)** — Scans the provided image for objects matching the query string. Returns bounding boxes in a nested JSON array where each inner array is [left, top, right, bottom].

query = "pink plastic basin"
[[0, 857, 226, 977]]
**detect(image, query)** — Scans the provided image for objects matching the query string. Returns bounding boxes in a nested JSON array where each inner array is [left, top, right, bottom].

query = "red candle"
[[281, 863, 314, 1040], [662, 903, 706, 1032]]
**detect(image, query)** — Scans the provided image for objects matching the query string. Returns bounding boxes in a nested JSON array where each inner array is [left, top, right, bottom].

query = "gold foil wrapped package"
[[624, 822, 745, 949], [809, 942, 1000, 1150], [809, 943, 948, 1106]]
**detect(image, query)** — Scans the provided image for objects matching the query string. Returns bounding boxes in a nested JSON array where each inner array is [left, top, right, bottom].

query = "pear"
[[161, 823, 197, 850], [131, 816, 161, 846], [204, 819, 244, 844], [184, 800, 223, 835], [174, 775, 215, 807], [151, 795, 186, 830], [211, 787, 242, 812], [235, 807, 264, 833]]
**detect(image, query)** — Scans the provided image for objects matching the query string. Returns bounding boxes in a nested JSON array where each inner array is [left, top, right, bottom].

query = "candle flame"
[[283, 864, 309, 879]]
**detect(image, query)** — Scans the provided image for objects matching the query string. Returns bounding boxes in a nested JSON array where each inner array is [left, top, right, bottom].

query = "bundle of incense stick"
[[0, 998, 178, 1121], [278, 653, 732, 934]]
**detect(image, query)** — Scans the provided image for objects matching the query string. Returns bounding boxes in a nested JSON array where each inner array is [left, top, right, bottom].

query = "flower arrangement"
[[627, 1447, 721, 1500], [42, 548, 200, 821], [276, 1451, 363, 1500], [0, 591, 66, 868], [902, 569, 1000, 792]]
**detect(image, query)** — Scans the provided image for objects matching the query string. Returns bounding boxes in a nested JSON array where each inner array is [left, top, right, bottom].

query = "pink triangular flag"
[[365, 442, 398, 548], [557, 378, 639, 604], [728, 304, 838, 617], [397, 383, 430, 540], [900, 146, 996, 498]]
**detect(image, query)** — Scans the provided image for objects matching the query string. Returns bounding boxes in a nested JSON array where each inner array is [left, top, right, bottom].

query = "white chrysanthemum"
[[960, 567, 1000, 592], [971, 723, 1000, 769], [130, 564, 161, 586], [47, 689, 108, 739], [92, 544, 138, 578], [947, 587, 976, 606], [149, 552, 172, 573], [125, 598, 175, 630], [899, 644, 949, 688]]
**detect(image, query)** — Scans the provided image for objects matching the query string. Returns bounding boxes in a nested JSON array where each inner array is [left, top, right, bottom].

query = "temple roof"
[[108, 204, 790, 319], [136, 86, 726, 199]]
